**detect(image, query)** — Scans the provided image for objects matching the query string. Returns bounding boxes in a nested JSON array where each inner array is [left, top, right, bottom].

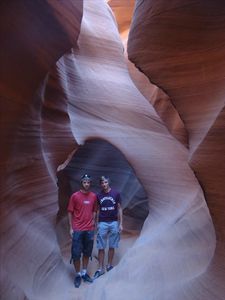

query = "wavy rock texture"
[[59, 1, 215, 299], [108, 0, 188, 146], [128, 0, 225, 298], [0, 1, 82, 299], [0, 0, 224, 300]]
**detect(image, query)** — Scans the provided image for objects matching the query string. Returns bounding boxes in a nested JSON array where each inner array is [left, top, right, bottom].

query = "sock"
[[81, 269, 87, 275], [98, 268, 104, 273], [76, 272, 81, 276]]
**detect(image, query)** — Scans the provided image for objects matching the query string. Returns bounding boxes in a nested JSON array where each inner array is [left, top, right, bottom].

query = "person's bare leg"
[[82, 255, 89, 270], [81, 255, 93, 282], [73, 259, 82, 287], [98, 249, 105, 270], [108, 248, 114, 267], [73, 260, 81, 273]]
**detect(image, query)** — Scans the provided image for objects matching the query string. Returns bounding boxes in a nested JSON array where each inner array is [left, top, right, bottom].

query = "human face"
[[100, 179, 110, 192], [81, 180, 91, 191]]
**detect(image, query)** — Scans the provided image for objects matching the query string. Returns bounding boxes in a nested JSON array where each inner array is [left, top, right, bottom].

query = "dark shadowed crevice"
[[56, 138, 149, 232]]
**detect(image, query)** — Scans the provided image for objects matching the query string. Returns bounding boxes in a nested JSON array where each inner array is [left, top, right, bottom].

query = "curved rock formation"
[[0, 1, 82, 299], [128, 0, 225, 154], [0, 0, 224, 299], [57, 1, 216, 299], [108, 0, 188, 146], [128, 0, 225, 298], [57, 139, 149, 230]]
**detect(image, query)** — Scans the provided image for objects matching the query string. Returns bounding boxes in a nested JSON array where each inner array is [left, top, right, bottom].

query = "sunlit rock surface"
[[0, 0, 224, 299], [108, 0, 188, 146]]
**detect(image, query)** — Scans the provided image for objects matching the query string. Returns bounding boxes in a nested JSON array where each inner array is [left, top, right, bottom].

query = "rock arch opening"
[[57, 139, 148, 230], [56, 138, 149, 282]]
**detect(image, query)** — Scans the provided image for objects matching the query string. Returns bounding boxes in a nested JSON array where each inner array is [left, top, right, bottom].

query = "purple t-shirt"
[[97, 189, 121, 222]]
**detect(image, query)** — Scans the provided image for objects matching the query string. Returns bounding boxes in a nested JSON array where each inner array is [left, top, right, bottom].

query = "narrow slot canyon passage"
[[1, 1, 224, 300], [56, 139, 149, 229], [56, 139, 149, 297]]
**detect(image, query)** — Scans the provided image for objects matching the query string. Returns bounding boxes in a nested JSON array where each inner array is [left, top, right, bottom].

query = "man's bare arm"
[[118, 202, 123, 231], [68, 212, 73, 238], [94, 205, 99, 231]]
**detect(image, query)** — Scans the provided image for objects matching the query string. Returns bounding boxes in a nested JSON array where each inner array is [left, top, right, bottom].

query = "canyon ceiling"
[[0, 0, 224, 300]]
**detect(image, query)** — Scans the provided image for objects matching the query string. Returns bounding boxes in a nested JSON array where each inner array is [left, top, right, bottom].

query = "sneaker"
[[93, 269, 105, 279], [74, 275, 81, 288], [82, 273, 93, 283], [106, 265, 114, 272]]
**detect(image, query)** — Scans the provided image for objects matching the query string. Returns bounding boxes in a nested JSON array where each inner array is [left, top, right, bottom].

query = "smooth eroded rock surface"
[[0, 0, 224, 299]]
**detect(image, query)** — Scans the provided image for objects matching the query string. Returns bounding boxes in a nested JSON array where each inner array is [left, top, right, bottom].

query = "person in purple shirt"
[[94, 176, 123, 279]]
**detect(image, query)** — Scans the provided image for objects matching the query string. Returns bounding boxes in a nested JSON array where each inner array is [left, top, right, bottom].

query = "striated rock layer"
[[108, 0, 188, 146], [128, 0, 225, 298], [0, 1, 82, 299], [0, 0, 224, 299]]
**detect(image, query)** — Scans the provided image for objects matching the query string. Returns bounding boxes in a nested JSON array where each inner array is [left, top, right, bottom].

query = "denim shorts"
[[71, 230, 95, 261], [96, 221, 120, 249]]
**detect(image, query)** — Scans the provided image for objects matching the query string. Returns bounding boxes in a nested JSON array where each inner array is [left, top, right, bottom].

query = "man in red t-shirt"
[[67, 174, 97, 288]]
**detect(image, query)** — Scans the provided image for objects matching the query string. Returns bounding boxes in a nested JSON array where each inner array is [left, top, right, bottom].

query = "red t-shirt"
[[67, 190, 97, 231]]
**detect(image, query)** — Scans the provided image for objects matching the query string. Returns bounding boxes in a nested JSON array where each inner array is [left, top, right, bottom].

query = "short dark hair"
[[99, 175, 110, 183]]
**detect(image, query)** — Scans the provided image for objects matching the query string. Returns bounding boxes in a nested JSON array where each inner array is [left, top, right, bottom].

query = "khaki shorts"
[[96, 221, 120, 249]]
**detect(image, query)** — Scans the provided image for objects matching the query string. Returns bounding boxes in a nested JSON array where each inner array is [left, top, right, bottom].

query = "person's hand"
[[70, 228, 73, 238], [119, 224, 123, 232]]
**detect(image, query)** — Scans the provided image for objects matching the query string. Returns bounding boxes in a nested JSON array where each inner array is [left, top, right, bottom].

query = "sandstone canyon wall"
[[0, 0, 224, 300], [0, 1, 82, 299]]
